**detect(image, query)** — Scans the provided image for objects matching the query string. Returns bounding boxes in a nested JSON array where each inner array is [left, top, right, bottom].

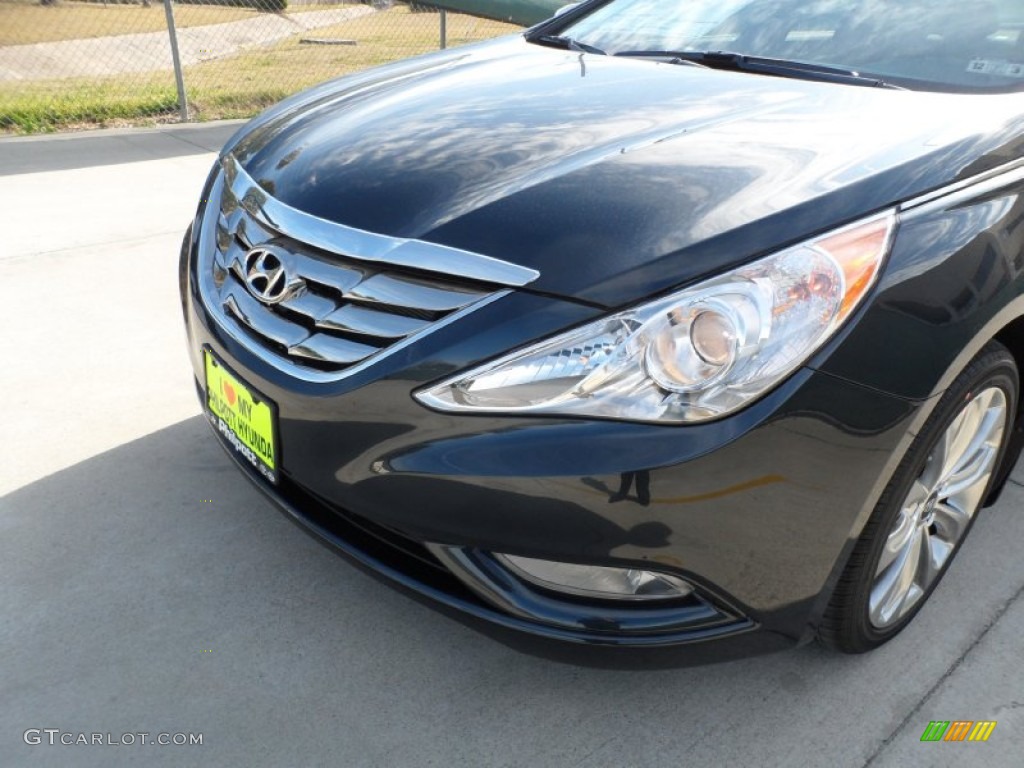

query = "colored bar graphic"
[[968, 722, 997, 742], [920, 720, 997, 743], [944, 722, 973, 742], [921, 722, 950, 742]]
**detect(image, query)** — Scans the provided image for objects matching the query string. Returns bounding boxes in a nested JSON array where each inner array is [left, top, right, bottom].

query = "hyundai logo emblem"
[[243, 246, 294, 304]]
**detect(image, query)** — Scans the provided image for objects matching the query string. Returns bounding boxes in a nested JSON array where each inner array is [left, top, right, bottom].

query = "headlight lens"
[[415, 211, 896, 423]]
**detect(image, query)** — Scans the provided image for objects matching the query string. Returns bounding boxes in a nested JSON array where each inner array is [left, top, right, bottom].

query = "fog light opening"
[[494, 553, 693, 601]]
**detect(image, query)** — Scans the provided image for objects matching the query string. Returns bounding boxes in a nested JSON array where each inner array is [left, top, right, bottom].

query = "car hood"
[[227, 38, 1024, 307]]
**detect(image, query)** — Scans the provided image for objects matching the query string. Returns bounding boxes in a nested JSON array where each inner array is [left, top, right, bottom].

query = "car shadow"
[[2, 415, 1021, 766]]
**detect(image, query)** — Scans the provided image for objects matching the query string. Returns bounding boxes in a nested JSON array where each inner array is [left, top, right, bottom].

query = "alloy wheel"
[[869, 386, 1009, 629]]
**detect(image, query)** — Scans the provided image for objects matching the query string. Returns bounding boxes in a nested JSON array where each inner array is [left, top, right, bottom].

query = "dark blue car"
[[180, 0, 1024, 664]]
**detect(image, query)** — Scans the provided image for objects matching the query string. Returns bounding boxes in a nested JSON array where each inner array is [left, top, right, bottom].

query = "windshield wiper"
[[532, 34, 607, 56], [614, 50, 902, 89]]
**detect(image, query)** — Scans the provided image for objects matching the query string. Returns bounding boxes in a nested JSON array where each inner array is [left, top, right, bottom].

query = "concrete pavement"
[[1, 123, 1022, 767]]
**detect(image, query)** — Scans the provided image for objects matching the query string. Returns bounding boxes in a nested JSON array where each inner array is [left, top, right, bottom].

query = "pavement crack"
[[161, 129, 228, 155], [861, 579, 1024, 767], [1007, 477, 1024, 488], [572, 734, 619, 766], [993, 700, 1024, 714]]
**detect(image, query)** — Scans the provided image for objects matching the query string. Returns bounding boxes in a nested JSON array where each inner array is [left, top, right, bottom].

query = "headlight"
[[415, 211, 896, 423]]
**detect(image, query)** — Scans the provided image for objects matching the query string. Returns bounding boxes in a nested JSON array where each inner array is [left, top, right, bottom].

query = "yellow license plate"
[[204, 350, 278, 484]]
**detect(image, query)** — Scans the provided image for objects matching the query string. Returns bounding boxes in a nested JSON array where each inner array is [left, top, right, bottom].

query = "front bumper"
[[181, 210, 924, 665]]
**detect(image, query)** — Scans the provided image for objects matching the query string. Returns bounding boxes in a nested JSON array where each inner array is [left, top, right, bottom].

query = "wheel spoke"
[[938, 397, 982, 480], [871, 524, 923, 627], [905, 479, 931, 510], [941, 443, 991, 493], [942, 400, 1002, 478], [877, 513, 910, 573], [938, 392, 1006, 514], [941, 445, 996, 512], [917, 528, 946, 586], [877, 481, 927, 574], [931, 502, 969, 542]]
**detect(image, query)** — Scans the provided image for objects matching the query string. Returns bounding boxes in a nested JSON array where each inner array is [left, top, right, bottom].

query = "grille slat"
[[224, 285, 311, 349], [295, 257, 366, 297], [289, 333, 379, 365], [316, 304, 430, 339], [281, 290, 338, 323], [216, 213, 235, 253], [348, 273, 485, 313]]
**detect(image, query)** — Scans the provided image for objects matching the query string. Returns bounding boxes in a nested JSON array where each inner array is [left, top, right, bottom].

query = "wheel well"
[[986, 319, 1024, 504], [995, 316, 1024, 372]]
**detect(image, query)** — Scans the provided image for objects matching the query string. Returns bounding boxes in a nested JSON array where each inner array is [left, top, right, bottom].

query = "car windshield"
[[546, 0, 1024, 92]]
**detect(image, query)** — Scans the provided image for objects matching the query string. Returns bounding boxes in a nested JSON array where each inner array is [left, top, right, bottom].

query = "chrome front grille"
[[197, 155, 539, 380], [213, 217, 486, 371]]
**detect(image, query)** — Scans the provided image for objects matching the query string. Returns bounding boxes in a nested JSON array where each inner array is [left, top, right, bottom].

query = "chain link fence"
[[0, 0, 535, 134]]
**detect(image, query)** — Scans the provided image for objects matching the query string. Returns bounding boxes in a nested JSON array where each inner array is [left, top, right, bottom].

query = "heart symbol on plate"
[[222, 380, 237, 407]]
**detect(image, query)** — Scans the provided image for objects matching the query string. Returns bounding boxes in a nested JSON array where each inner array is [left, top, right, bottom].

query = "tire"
[[819, 340, 1019, 653]]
